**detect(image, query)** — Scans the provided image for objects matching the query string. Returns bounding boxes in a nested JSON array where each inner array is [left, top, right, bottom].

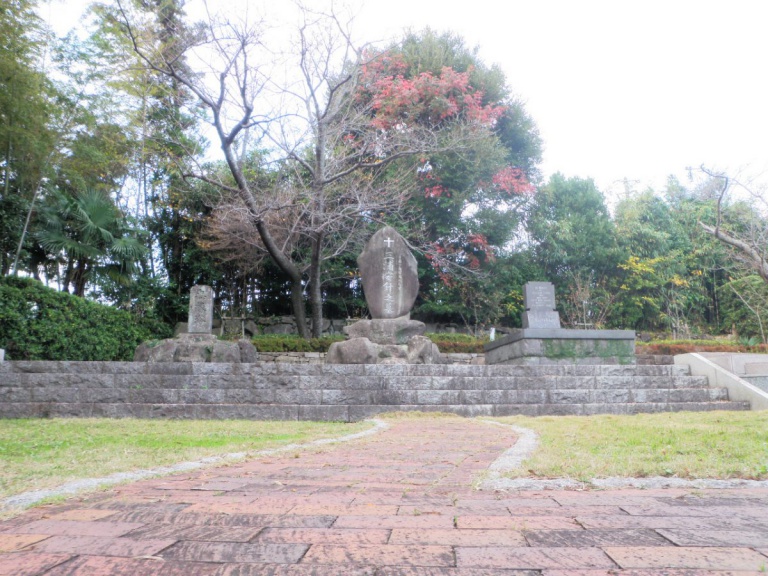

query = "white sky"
[[43, 0, 768, 197]]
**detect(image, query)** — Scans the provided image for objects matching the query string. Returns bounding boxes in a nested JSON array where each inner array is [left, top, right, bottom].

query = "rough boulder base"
[[2, 418, 768, 574]]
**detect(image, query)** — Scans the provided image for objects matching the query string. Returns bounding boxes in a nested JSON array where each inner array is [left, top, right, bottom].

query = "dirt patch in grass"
[[492, 411, 768, 481]]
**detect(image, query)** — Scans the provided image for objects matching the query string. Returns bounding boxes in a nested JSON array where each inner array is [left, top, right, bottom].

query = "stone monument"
[[134, 285, 258, 363], [484, 281, 635, 365], [327, 227, 441, 364], [522, 282, 561, 329]]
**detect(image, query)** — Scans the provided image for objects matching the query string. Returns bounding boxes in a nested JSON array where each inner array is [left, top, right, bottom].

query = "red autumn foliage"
[[358, 52, 504, 130], [490, 166, 536, 195]]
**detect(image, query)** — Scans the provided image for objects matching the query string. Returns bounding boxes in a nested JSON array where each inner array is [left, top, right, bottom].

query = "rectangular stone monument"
[[522, 281, 561, 329], [188, 285, 213, 334], [485, 281, 635, 365]]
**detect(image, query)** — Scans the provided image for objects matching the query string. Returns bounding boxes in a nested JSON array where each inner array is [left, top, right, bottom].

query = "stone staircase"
[[0, 361, 750, 421]]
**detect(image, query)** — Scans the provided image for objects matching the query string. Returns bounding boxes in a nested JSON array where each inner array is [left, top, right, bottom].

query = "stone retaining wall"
[[256, 352, 484, 365]]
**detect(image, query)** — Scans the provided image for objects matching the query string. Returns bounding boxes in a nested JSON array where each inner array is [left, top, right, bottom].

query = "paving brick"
[[456, 547, 616, 569], [105, 510, 336, 528], [289, 504, 398, 516], [0, 552, 72, 576], [13, 519, 144, 537], [506, 506, 626, 516], [604, 546, 768, 570], [577, 515, 761, 531], [656, 528, 768, 547], [126, 524, 262, 542], [398, 505, 510, 517], [541, 571, 759, 576], [161, 541, 308, 563], [376, 569, 539, 576], [44, 556, 220, 575], [0, 533, 50, 552], [621, 505, 768, 518], [333, 515, 456, 529], [183, 502, 295, 515], [457, 516, 581, 530], [213, 564, 379, 575], [301, 543, 454, 567], [255, 528, 389, 545], [524, 528, 672, 547], [30, 535, 176, 557], [45, 509, 118, 522], [390, 528, 527, 546]]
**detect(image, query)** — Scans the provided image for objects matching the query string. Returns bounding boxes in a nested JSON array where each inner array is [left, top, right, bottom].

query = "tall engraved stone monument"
[[327, 227, 440, 364]]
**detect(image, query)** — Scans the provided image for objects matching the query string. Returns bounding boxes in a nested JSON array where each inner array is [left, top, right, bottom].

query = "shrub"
[[250, 334, 345, 352], [0, 276, 172, 361], [636, 339, 768, 355], [425, 333, 488, 353], [248, 332, 488, 353]]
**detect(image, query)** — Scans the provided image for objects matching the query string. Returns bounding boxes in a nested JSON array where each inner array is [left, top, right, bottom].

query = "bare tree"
[[115, 1, 496, 337], [698, 165, 768, 283]]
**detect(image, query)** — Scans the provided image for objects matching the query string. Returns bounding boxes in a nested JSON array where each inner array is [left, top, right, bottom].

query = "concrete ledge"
[[484, 329, 636, 365], [674, 353, 768, 410], [485, 329, 636, 351]]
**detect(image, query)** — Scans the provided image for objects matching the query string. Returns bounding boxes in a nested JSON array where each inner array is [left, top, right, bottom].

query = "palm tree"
[[35, 189, 146, 296]]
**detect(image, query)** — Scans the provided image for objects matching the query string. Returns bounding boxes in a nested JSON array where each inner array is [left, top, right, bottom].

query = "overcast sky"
[[43, 0, 768, 197]]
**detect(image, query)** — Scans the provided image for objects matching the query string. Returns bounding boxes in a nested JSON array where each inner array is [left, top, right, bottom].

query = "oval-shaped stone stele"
[[357, 227, 419, 319]]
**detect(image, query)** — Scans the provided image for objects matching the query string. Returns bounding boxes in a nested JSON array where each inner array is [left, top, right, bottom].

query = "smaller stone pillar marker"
[[188, 285, 214, 333], [133, 284, 258, 363]]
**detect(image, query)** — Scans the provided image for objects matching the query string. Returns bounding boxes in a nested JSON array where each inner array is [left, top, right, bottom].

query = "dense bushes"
[[0, 276, 172, 361]]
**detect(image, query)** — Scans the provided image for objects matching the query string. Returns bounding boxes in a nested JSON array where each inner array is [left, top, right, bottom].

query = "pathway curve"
[[1, 417, 768, 575]]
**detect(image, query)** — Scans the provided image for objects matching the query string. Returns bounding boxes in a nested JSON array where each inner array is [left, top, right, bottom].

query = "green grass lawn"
[[493, 411, 768, 481], [0, 419, 371, 501]]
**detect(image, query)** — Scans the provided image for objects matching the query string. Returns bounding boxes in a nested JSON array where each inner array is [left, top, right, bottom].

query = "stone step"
[[0, 373, 712, 392], [0, 361, 693, 378], [0, 384, 723, 405], [0, 400, 750, 421]]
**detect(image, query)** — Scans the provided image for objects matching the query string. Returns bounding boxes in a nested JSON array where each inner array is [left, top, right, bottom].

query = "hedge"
[[249, 332, 487, 353], [0, 276, 172, 361]]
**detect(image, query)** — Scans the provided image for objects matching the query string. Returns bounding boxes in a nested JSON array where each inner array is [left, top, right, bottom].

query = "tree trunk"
[[309, 232, 324, 338], [290, 277, 309, 339]]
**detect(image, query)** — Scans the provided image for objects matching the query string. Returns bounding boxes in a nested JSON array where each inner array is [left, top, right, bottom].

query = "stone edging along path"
[[4, 417, 768, 514], [0, 420, 391, 513]]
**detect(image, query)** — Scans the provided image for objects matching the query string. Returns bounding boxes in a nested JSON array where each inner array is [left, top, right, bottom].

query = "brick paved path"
[[2, 417, 768, 575]]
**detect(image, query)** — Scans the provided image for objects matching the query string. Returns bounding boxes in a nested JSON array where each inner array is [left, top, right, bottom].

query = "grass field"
[[0, 419, 371, 501], [494, 411, 768, 481]]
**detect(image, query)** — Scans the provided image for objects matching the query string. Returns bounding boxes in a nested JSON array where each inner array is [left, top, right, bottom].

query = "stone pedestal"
[[134, 333, 258, 363], [484, 328, 636, 365], [327, 331, 441, 365]]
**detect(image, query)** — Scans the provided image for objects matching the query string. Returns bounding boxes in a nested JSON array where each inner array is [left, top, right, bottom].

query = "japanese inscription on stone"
[[358, 227, 419, 319], [188, 285, 213, 334], [522, 281, 561, 329]]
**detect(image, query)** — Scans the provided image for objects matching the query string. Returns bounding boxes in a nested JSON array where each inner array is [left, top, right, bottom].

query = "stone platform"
[[0, 361, 749, 422], [484, 328, 637, 365]]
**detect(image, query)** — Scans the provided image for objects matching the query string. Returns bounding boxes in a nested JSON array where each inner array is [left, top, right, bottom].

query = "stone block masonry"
[[0, 361, 750, 421]]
